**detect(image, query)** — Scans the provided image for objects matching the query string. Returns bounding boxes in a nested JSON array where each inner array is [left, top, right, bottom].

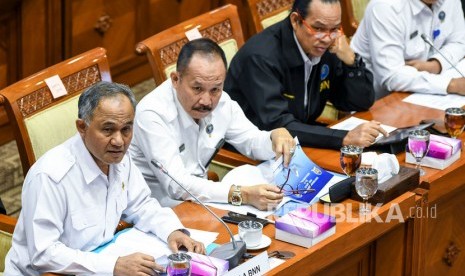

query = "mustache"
[[193, 106, 212, 112]]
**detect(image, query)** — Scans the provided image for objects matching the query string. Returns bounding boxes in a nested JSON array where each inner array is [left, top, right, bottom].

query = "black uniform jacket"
[[224, 17, 375, 149]]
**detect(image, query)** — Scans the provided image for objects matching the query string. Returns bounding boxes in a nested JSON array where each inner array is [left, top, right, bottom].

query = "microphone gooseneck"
[[151, 160, 246, 269], [420, 34, 465, 78], [151, 160, 237, 248]]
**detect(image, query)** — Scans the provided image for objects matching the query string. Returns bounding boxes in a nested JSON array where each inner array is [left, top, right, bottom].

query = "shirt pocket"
[[405, 39, 424, 60], [71, 207, 100, 231], [115, 192, 128, 215]]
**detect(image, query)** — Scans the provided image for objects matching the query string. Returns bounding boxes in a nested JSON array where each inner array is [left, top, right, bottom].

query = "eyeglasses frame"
[[278, 167, 315, 196], [295, 10, 343, 40]]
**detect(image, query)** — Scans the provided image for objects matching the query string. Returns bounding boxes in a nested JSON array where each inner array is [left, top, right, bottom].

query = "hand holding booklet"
[[270, 142, 334, 204], [209, 137, 344, 216]]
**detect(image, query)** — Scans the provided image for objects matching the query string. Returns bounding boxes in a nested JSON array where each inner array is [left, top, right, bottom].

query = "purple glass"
[[408, 129, 430, 176], [167, 253, 192, 276]]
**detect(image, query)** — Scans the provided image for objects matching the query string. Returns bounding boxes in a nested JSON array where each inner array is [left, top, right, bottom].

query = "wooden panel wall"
[[1, 0, 243, 145]]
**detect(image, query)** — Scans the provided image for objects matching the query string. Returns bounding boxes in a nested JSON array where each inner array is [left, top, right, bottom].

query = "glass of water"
[[355, 168, 378, 215]]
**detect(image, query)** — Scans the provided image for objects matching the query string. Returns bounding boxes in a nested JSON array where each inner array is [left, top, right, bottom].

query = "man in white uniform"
[[129, 38, 295, 210], [5, 82, 205, 275], [351, 0, 465, 99]]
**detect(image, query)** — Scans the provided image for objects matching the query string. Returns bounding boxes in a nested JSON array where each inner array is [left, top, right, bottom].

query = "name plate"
[[224, 251, 270, 276]]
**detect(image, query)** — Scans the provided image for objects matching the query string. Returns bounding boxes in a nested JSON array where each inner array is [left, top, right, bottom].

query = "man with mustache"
[[129, 38, 295, 210], [225, 0, 387, 150], [5, 82, 205, 275], [351, 0, 465, 99]]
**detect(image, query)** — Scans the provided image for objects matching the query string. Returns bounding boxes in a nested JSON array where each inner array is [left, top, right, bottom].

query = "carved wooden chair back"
[[247, 0, 293, 33], [0, 47, 111, 175], [136, 4, 244, 86]]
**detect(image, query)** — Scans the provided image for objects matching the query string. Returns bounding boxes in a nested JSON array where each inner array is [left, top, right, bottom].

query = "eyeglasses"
[[296, 12, 343, 40], [278, 167, 315, 196]]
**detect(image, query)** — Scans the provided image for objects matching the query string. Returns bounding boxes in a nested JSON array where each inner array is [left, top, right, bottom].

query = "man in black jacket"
[[225, 0, 387, 149]]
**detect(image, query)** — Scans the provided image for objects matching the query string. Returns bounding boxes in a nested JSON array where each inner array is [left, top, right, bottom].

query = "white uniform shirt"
[[351, 0, 465, 98], [129, 79, 275, 207], [5, 134, 184, 275]]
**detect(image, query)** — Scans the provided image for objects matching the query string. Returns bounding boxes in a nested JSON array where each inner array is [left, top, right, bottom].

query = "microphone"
[[151, 160, 246, 269], [420, 34, 465, 78]]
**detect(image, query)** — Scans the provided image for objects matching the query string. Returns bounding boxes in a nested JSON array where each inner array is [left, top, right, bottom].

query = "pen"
[[204, 138, 225, 168]]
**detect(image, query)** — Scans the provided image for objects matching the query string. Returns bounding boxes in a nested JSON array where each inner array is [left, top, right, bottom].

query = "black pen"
[[204, 138, 225, 168]]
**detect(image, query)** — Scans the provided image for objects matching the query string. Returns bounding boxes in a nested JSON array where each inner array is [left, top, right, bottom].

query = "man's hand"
[[447, 77, 465, 95], [270, 128, 295, 167], [241, 184, 283, 210], [329, 35, 355, 66], [114, 252, 163, 276], [405, 59, 441, 74], [342, 121, 388, 148], [167, 230, 206, 254]]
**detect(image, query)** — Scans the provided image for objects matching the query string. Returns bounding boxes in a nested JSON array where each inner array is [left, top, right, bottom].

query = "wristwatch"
[[230, 185, 243, 206]]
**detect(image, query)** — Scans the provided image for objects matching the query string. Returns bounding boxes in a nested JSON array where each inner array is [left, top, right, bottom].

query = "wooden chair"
[[0, 214, 17, 274], [0, 47, 111, 176], [0, 212, 63, 276], [341, 0, 371, 37], [0, 48, 132, 275], [247, 0, 293, 33], [136, 4, 256, 173], [135, 4, 244, 86]]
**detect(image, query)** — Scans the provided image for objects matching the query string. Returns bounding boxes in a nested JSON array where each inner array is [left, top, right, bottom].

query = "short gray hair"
[[78, 81, 136, 124]]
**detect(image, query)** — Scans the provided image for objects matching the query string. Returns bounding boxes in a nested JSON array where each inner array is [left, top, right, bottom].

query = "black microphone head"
[[420, 34, 433, 46], [151, 160, 167, 174]]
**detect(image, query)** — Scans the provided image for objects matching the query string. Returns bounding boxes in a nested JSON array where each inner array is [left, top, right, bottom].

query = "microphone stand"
[[151, 160, 246, 269]]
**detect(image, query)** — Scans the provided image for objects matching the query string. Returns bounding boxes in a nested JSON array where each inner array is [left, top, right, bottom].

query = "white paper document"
[[93, 227, 218, 258], [330, 117, 396, 141], [402, 93, 465, 110]]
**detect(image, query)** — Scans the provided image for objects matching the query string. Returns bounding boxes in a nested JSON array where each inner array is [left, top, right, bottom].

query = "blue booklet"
[[273, 143, 334, 203]]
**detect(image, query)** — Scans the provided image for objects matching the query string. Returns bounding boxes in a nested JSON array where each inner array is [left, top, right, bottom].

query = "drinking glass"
[[408, 130, 430, 176], [355, 168, 378, 215], [340, 145, 363, 177], [167, 252, 192, 276], [444, 107, 465, 139]]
